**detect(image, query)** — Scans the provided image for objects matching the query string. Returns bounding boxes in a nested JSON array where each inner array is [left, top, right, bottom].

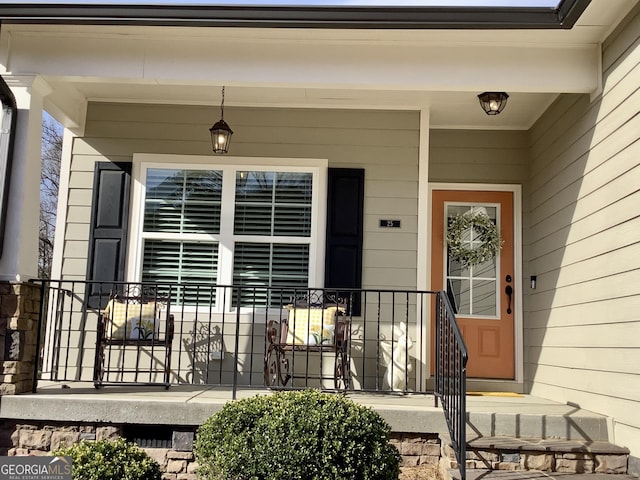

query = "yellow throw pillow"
[[285, 306, 344, 346], [103, 300, 158, 340]]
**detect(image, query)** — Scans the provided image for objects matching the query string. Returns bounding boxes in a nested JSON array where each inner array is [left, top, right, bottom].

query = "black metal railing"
[[33, 280, 435, 397], [434, 290, 468, 480], [34, 279, 468, 478]]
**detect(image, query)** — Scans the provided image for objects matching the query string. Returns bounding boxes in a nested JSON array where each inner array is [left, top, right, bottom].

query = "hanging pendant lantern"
[[210, 86, 233, 154]]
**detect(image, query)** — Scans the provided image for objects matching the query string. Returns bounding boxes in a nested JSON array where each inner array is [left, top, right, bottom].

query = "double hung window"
[[132, 156, 325, 308]]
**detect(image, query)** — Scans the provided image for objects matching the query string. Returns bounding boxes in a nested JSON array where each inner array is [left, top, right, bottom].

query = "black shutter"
[[324, 168, 364, 315], [85, 162, 131, 308]]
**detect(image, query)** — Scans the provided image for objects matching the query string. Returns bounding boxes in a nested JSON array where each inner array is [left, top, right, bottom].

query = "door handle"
[[505, 285, 513, 314]]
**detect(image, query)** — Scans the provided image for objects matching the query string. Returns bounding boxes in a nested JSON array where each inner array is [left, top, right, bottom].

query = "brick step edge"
[[467, 437, 629, 455], [440, 435, 629, 475], [446, 469, 638, 480]]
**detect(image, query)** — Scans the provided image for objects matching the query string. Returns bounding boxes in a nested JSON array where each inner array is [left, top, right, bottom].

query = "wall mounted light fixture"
[[530, 275, 537, 289], [478, 92, 509, 115], [209, 86, 233, 154]]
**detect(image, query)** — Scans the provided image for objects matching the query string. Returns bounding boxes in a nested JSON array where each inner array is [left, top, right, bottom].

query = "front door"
[[431, 189, 515, 379]]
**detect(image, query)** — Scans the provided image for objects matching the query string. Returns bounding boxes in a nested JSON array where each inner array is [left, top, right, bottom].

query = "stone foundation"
[[0, 420, 439, 478], [0, 421, 197, 479], [628, 455, 640, 478], [390, 433, 441, 466], [2, 419, 633, 478], [0, 282, 41, 395]]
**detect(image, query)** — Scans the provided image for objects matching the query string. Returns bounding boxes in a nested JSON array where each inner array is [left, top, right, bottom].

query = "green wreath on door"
[[446, 210, 503, 268]]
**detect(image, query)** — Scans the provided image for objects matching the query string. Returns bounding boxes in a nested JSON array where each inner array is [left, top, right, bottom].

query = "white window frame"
[[128, 154, 328, 311]]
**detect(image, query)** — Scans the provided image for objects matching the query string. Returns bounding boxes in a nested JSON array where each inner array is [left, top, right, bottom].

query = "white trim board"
[[425, 182, 523, 385]]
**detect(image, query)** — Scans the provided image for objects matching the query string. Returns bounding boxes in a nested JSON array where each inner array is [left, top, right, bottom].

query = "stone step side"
[[447, 470, 638, 480], [441, 436, 629, 475]]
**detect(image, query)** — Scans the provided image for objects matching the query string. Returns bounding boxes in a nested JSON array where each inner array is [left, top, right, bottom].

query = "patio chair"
[[93, 288, 174, 388], [264, 293, 350, 390]]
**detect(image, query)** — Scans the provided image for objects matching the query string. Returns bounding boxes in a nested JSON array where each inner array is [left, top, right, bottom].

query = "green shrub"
[[195, 390, 400, 480], [53, 437, 161, 480]]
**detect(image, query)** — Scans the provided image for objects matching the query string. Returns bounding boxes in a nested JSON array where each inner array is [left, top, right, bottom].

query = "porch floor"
[[0, 382, 611, 442]]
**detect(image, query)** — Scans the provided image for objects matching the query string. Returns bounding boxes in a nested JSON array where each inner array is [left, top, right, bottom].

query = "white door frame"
[[422, 182, 523, 389]]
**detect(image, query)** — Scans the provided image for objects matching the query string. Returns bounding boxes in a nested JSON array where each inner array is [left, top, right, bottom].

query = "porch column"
[[0, 75, 50, 282], [417, 107, 430, 391], [0, 281, 41, 394]]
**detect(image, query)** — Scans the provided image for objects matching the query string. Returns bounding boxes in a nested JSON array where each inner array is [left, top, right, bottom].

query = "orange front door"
[[431, 189, 515, 380]]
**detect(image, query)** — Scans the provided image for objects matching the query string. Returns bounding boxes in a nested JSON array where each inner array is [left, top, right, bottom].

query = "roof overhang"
[[0, 0, 592, 29], [2, 0, 635, 132]]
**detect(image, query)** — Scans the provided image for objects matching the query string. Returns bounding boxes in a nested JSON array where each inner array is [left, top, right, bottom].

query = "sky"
[[17, 1, 561, 7]]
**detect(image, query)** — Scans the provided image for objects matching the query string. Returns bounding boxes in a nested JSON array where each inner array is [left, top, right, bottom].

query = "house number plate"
[[379, 219, 401, 228]]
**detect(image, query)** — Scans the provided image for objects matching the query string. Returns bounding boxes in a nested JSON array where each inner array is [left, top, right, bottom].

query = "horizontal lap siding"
[[65, 105, 420, 292], [525, 4, 640, 455], [527, 366, 640, 428], [429, 129, 529, 184]]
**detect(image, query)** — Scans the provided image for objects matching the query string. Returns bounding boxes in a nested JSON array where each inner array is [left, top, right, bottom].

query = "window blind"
[[234, 171, 312, 236], [144, 169, 222, 234], [142, 239, 219, 305], [233, 242, 309, 307]]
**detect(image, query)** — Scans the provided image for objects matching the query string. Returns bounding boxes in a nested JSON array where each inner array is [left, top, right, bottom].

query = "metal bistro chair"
[[264, 293, 350, 390], [93, 287, 174, 388]]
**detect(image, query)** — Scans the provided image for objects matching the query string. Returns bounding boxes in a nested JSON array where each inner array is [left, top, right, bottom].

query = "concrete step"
[[465, 396, 611, 441], [466, 412, 610, 442]]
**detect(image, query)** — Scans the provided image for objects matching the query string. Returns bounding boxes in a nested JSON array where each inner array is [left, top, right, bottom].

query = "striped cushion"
[[103, 300, 158, 340], [285, 306, 344, 346]]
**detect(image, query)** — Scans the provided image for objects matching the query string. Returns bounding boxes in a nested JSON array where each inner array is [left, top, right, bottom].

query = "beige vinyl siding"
[[429, 129, 530, 184], [525, 3, 640, 456], [64, 105, 420, 292], [61, 104, 530, 386], [66, 108, 530, 289]]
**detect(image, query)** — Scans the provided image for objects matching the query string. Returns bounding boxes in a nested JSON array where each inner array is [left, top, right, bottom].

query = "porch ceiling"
[[43, 80, 560, 131], [1, 0, 637, 132]]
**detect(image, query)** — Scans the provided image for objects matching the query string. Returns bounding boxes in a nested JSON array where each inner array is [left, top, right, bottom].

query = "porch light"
[[478, 92, 509, 115], [209, 86, 233, 154]]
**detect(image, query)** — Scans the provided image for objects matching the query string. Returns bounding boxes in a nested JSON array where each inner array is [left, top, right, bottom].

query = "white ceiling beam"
[[3, 27, 600, 94]]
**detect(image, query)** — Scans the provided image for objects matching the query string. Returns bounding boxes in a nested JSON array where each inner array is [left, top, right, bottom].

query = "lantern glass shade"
[[478, 92, 509, 115], [210, 119, 233, 154]]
